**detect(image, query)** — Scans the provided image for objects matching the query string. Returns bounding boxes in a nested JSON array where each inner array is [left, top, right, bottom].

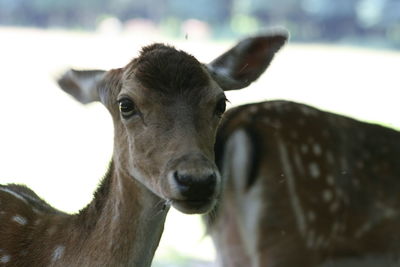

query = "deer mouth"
[[170, 197, 217, 214], [162, 154, 221, 214]]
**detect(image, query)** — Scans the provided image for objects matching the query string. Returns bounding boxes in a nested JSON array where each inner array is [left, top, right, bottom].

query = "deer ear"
[[57, 69, 106, 104], [207, 30, 288, 91]]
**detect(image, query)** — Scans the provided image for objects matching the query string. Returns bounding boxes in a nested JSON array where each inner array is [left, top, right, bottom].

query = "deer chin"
[[170, 198, 217, 214]]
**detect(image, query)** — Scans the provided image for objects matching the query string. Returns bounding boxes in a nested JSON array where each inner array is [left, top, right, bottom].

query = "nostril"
[[173, 171, 192, 197], [173, 171, 217, 199], [173, 171, 193, 187]]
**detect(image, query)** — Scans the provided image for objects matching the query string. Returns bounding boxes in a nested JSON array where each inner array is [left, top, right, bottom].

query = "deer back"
[[208, 100, 400, 267]]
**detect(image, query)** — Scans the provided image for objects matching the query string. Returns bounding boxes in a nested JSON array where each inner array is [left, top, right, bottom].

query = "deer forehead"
[[116, 44, 223, 104], [122, 44, 213, 95]]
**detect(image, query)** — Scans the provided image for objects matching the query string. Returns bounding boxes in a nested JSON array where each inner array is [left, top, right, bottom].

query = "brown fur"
[[127, 44, 209, 95], [208, 100, 400, 267], [0, 161, 167, 267], [0, 33, 288, 266]]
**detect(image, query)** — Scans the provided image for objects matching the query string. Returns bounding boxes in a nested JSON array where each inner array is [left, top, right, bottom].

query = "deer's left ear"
[[57, 69, 106, 104], [207, 31, 288, 91]]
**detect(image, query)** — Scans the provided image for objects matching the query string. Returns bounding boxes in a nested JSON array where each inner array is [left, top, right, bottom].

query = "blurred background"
[[1, 0, 400, 47], [0, 0, 399, 266]]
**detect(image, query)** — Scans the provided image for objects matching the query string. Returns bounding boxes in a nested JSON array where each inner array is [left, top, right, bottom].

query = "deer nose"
[[173, 171, 217, 199]]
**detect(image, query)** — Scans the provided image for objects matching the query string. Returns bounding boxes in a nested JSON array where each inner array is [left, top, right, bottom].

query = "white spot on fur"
[[313, 143, 322, 156], [322, 190, 333, 202], [309, 162, 320, 178], [52, 245, 65, 262], [0, 255, 10, 263], [12, 215, 27, 225]]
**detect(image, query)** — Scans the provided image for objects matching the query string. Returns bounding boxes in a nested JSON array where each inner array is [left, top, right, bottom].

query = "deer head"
[[57, 32, 287, 214]]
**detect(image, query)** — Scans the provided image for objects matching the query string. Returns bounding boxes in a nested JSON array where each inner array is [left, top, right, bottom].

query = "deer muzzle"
[[164, 153, 221, 214]]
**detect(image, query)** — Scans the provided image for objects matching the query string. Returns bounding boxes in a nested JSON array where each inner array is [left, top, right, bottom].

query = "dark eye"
[[118, 98, 138, 119], [215, 98, 227, 117]]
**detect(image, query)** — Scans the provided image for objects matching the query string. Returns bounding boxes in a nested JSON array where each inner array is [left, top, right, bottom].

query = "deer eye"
[[215, 98, 227, 117], [118, 98, 138, 119]]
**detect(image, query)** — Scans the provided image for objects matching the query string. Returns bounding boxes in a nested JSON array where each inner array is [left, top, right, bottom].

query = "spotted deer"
[[207, 100, 400, 267], [0, 33, 287, 266]]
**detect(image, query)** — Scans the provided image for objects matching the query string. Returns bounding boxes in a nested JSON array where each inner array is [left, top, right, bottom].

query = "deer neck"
[[73, 160, 169, 266]]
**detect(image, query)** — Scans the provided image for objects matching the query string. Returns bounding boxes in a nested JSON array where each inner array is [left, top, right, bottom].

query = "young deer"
[[0, 33, 287, 266], [207, 100, 400, 267]]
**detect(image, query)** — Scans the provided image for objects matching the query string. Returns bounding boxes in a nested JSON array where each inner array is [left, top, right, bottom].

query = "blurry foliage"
[[0, 0, 399, 48]]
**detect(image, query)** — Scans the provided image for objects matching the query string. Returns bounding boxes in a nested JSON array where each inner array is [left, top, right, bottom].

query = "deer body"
[[0, 33, 287, 266], [0, 163, 166, 266], [208, 100, 400, 267]]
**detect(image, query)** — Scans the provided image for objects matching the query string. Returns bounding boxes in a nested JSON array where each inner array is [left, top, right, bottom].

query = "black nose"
[[173, 171, 217, 199]]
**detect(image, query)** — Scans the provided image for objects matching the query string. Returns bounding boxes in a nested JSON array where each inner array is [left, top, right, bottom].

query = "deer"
[[0, 32, 288, 266], [206, 100, 400, 267]]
